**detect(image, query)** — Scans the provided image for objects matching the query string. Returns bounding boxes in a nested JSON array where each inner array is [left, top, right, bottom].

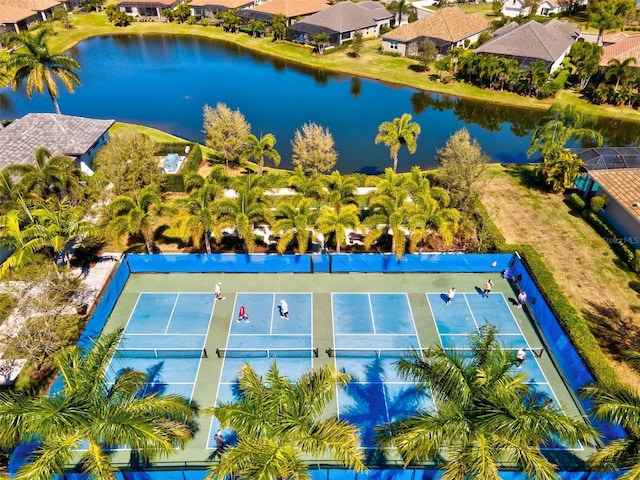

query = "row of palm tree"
[[101, 166, 462, 259], [2, 323, 637, 479]]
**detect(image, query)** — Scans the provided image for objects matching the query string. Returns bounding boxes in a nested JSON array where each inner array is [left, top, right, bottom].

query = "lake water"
[[1, 34, 638, 174]]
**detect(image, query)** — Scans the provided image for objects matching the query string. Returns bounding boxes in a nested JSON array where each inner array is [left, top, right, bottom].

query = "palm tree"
[[287, 166, 325, 201], [240, 133, 281, 175], [386, 0, 416, 26], [272, 196, 319, 254], [375, 113, 421, 173], [0, 208, 45, 278], [31, 199, 97, 267], [0, 329, 198, 480], [205, 362, 365, 480], [106, 186, 165, 254], [536, 149, 584, 192], [605, 57, 637, 90], [364, 180, 411, 259], [217, 175, 273, 252], [377, 324, 596, 480], [6, 147, 83, 205], [322, 170, 359, 211], [407, 187, 460, 252], [316, 204, 361, 252], [5, 29, 80, 115], [171, 176, 223, 254]]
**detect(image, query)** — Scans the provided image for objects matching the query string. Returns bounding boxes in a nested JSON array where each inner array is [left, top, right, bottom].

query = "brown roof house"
[[0, 0, 67, 31], [190, 0, 255, 18], [0, 113, 114, 175], [117, 0, 180, 17], [286, 1, 392, 47], [238, 0, 330, 26], [381, 6, 490, 56], [600, 32, 640, 67], [474, 19, 579, 73]]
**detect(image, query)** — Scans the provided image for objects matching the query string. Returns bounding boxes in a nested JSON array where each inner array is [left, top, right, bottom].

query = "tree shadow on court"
[[339, 357, 427, 466], [139, 362, 170, 397], [581, 299, 640, 358]]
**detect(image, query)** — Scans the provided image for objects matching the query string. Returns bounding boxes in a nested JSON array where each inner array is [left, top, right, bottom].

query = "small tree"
[[435, 128, 489, 213], [174, 1, 192, 23], [291, 122, 338, 174], [350, 31, 364, 58], [161, 7, 175, 21], [418, 39, 437, 73], [271, 14, 287, 40], [203, 103, 251, 171], [313, 33, 330, 54]]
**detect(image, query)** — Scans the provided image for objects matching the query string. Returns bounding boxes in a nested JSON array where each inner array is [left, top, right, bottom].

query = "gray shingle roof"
[[475, 19, 578, 63], [0, 113, 114, 170], [292, 1, 392, 34]]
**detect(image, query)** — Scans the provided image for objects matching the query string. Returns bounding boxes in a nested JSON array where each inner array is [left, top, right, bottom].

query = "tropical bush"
[[582, 210, 636, 271], [569, 192, 586, 211], [590, 195, 606, 212]]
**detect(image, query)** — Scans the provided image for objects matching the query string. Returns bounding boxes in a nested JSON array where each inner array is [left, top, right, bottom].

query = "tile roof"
[[475, 19, 578, 63], [602, 31, 630, 44], [382, 5, 489, 42], [600, 33, 640, 66], [0, 5, 40, 23], [117, 0, 177, 5], [0, 114, 114, 170], [588, 168, 640, 224], [0, 0, 63, 10], [190, 0, 252, 7], [292, 1, 392, 34], [252, 0, 330, 18]]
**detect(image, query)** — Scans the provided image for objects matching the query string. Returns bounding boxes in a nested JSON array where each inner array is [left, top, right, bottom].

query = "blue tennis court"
[[207, 292, 313, 449], [331, 293, 433, 448], [107, 292, 214, 400]]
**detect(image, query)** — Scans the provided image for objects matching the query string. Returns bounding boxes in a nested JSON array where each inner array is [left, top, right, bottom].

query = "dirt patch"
[[481, 164, 640, 386]]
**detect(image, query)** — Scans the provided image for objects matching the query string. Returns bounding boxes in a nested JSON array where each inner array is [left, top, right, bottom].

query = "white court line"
[[335, 333, 417, 336], [368, 294, 376, 334], [163, 294, 181, 335], [121, 293, 144, 333], [123, 333, 206, 337], [463, 294, 481, 332]]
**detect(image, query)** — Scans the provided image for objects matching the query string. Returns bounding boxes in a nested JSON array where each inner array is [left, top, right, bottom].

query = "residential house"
[[286, 1, 392, 47], [117, 0, 180, 17], [381, 6, 490, 57], [502, 0, 586, 18], [600, 32, 640, 67], [0, 0, 67, 29], [0, 5, 40, 34], [572, 147, 640, 246], [0, 113, 114, 175], [238, 0, 330, 27], [474, 19, 579, 73], [190, 0, 255, 18]]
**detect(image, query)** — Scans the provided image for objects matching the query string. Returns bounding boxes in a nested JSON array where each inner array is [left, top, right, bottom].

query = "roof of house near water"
[[0, 0, 65, 10], [587, 168, 640, 223], [250, 0, 330, 18], [600, 33, 640, 66], [0, 114, 114, 169], [291, 1, 392, 34], [0, 4, 40, 23]]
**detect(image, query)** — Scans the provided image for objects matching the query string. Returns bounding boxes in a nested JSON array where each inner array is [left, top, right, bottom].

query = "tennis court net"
[[326, 347, 420, 358], [216, 347, 319, 358], [115, 348, 208, 359]]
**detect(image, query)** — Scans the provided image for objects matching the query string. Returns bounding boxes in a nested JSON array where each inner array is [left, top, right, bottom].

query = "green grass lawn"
[[44, 11, 640, 125]]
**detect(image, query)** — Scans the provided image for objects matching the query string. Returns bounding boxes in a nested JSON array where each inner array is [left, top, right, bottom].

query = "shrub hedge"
[[569, 193, 585, 211], [159, 143, 203, 193], [582, 210, 636, 271]]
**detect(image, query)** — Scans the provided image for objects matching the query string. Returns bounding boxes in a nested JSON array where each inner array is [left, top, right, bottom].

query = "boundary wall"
[[9, 253, 626, 479]]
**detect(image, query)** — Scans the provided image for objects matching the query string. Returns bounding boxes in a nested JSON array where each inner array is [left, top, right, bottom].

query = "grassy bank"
[[46, 11, 640, 124]]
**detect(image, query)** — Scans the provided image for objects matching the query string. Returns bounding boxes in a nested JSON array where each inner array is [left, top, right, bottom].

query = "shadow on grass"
[[581, 300, 640, 358], [501, 163, 548, 193]]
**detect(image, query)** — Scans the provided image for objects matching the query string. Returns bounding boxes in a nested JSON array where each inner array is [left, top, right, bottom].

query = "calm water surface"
[[1, 35, 638, 173]]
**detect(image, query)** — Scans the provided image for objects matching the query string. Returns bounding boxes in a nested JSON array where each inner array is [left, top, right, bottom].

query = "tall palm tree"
[[407, 187, 460, 252], [322, 170, 359, 212], [272, 196, 319, 254], [205, 362, 365, 480], [106, 186, 165, 254], [171, 176, 224, 254], [364, 186, 411, 259], [217, 176, 273, 252], [0, 329, 198, 480], [377, 324, 596, 480], [375, 113, 421, 173], [6, 147, 83, 205], [316, 204, 361, 252], [386, 0, 416, 26], [240, 133, 281, 175], [5, 28, 80, 115]]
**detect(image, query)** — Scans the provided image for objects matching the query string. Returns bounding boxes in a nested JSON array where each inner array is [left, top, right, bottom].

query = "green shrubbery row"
[[569, 193, 640, 273]]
